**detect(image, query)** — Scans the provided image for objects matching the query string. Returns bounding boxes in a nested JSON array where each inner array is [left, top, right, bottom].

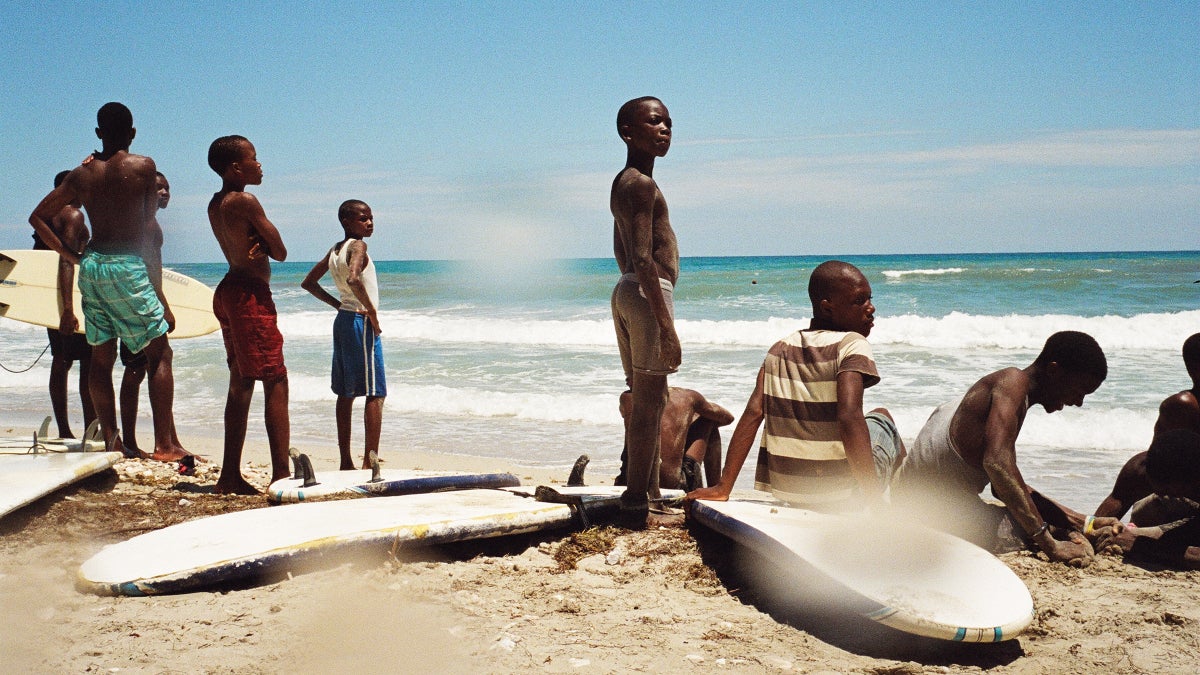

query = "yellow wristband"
[[1084, 515, 1096, 535]]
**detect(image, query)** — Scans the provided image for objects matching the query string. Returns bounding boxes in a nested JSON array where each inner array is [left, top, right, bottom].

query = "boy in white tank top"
[[302, 200, 386, 470]]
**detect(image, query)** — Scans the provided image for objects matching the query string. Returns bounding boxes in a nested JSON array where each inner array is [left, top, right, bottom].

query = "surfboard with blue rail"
[[267, 468, 521, 503], [689, 498, 1034, 642], [77, 485, 684, 596]]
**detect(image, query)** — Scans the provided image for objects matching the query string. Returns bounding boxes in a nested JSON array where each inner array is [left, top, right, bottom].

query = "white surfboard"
[[78, 486, 685, 596], [689, 498, 1034, 642], [0, 417, 106, 454], [0, 249, 218, 339], [0, 450, 122, 519]]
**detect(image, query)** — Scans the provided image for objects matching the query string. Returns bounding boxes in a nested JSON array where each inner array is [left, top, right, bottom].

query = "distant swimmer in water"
[[616, 387, 733, 491], [302, 199, 387, 471], [890, 331, 1116, 566]]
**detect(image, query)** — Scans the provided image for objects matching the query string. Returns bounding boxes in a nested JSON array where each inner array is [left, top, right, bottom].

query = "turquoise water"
[[2, 251, 1197, 512]]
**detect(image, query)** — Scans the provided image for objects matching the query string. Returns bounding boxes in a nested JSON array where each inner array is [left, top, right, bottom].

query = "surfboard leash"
[[0, 341, 50, 373]]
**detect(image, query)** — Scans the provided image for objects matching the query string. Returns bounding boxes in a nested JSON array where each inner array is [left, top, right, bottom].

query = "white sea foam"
[[273, 309, 1200, 352], [881, 267, 966, 279]]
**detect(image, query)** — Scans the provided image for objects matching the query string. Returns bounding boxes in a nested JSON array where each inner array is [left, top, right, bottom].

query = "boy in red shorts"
[[206, 135, 290, 494]]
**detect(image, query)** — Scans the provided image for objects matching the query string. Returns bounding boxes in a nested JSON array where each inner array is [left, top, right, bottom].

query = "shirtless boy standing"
[[120, 171, 188, 460], [206, 135, 290, 493], [29, 103, 183, 461], [610, 96, 680, 527], [301, 199, 386, 471], [36, 170, 94, 438]]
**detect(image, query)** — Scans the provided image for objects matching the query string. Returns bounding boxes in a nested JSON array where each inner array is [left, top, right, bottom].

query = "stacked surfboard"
[[0, 249, 217, 338]]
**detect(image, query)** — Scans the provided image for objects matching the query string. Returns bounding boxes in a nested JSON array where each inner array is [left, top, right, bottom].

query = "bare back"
[[611, 168, 678, 284], [207, 190, 281, 282], [69, 152, 157, 255]]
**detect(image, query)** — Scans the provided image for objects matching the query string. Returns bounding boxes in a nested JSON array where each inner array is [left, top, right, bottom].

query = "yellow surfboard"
[[0, 249, 218, 339]]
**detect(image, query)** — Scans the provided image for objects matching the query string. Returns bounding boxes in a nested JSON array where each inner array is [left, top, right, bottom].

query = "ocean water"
[[1, 251, 1197, 513]]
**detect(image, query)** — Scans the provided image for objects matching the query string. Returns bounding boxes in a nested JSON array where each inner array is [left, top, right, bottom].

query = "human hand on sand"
[[1046, 530, 1095, 567], [686, 484, 730, 502], [1095, 523, 1160, 555]]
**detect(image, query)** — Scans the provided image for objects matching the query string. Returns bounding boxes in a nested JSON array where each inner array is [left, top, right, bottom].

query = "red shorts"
[[213, 273, 287, 381]]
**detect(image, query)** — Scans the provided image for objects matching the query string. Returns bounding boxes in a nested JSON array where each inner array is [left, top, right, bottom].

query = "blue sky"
[[1, 2, 1196, 263]]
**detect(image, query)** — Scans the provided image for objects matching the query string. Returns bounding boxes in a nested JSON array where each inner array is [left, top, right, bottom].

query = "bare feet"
[[214, 475, 259, 495], [150, 443, 191, 463]]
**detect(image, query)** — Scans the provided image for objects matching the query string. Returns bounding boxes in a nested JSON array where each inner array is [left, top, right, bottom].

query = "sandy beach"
[[2, 435, 1199, 674]]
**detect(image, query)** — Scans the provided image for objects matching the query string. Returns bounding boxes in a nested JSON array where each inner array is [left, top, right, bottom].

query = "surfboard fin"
[[37, 416, 51, 441], [289, 448, 303, 480], [566, 454, 589, 487], [81, 419, 101, 450], [367, 452, 383, 483], [300, 454, 319, 488], [535, 485, 592, 528]]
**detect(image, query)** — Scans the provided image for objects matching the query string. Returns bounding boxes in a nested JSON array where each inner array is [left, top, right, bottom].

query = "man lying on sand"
[[890, 331, 1118, 566], [616, 387, 733, 491]]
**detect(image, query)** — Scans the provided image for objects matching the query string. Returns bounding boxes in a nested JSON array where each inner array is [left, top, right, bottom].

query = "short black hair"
[[616, 96, 662, 133], [96, 102, 133, 137], [338, 199, 369, 224], [1034, 331, 1107, 381], [1146, 429, 1200, 487], [53, 170, 69, 188], [808, 260, 864, 307], [207, 135, 249, 175], [1183, 333, 1200, 368]]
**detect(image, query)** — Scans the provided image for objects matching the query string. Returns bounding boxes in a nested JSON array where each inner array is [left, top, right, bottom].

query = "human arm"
[[687, 367, 765, 501], [231, 192, 287, 261], [691, 392, 734, 427], [52, 207, 88, 333], [1094, 452, 1150, 519], [344, 240, 381, 334], [980, 382, 1094, 564], [301, 253, 340, 310], [836, 370, 887, 510], [615, 175, 679, 369], [1096, 518, 1200, 570], [29, 184, 82, 266], [142, 218, 175, 332]]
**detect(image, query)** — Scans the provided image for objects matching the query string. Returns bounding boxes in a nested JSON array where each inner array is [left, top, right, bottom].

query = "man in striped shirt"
[[687, 261, 904, 511]]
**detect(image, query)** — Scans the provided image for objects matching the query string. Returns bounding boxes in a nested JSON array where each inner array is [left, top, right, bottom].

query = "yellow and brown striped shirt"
[[754, 329, 879, 507]]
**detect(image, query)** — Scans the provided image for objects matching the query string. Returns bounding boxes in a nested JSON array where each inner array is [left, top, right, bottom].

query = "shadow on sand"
[[689, 523, 1025, 668]]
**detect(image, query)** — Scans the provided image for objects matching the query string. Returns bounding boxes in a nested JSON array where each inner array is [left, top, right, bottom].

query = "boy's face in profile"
[[1039, 368, 1103, 413], [622, 100, 672, 158], [156, 175, 170, 209], [822, 272, 875, 337], [232, 140, 263, 186], [341, 204, 374, 239]]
